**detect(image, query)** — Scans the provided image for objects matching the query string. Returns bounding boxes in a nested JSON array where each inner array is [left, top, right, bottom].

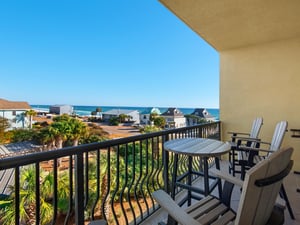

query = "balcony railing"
[[0, 122, 221, 225]]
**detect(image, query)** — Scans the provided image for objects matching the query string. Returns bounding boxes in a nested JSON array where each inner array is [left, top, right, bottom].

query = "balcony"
[[0, 122, 221, 225]]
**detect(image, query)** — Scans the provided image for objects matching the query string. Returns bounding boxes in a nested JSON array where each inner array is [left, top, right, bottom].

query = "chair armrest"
[[152, 190, 199, 225], [228, 132, 250, 142], [210, 168, 243, 187], [238, 146, 273, 154], [228, 131, 250, 136], [234, 137, 260, 142], [236, 138, 270, 146]]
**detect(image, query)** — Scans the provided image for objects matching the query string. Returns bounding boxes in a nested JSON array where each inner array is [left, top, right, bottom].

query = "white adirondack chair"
[[228, 117, 263, 176], [237, 120, 287, 179]]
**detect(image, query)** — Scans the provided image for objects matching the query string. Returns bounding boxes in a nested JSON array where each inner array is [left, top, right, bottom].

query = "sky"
[[0, 1, 219, 109]]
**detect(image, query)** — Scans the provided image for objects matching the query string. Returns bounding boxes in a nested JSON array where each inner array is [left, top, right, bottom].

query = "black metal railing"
[[0, 122, 221, 225]]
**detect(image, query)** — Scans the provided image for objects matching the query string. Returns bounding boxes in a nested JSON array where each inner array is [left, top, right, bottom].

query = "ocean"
[[31, 105, 220, 120]]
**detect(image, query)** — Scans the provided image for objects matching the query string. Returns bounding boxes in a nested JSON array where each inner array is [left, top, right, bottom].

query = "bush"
[[10, 129, 37, 143]]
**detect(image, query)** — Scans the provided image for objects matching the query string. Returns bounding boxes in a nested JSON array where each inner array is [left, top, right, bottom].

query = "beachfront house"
[[0, 98, 31, 130], [49, 104, 73, 115], [186, 108, 216, 126], [102, 109, 140, 124], [140, 107, 161, 125], [161, 107, 186, 128]]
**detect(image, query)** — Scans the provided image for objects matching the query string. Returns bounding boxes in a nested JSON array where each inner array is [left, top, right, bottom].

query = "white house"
[[140, 107, 161, 125], [161, 107, 186, 128], [0, 98, 32, 130], [102, 109, 140, 124], [49, 104, 73, 115]]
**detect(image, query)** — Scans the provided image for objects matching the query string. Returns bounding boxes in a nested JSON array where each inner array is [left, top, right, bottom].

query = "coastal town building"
[[0, 98, 32, 130], [140, 107, 161, 125], [161, 107, 186, 128], [102, 109, 140, 124], [186, 108, 216, 126], [49, 104, 73, 115]]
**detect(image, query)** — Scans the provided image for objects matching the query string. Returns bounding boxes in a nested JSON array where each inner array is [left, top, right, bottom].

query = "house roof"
[[0, 99, 31, 110], [161, 107, 184, 117], [102, 109, 139, 116], [159, 0, 300, 51], [140, 107, 161, 115], [191, 108, 214, 119]]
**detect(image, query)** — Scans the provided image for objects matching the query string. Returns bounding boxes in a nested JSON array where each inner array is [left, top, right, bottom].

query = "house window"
[[12, 111, 16, 116]]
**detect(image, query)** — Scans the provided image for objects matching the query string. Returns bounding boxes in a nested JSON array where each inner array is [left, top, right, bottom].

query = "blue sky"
[[0, 1, 219, 108]]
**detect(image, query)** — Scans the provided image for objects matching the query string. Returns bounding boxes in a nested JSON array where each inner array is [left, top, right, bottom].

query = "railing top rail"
[[0, 122, 220, 170]]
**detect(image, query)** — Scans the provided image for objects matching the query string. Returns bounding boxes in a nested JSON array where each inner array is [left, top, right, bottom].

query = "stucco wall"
[[220, 37, 300, 169]]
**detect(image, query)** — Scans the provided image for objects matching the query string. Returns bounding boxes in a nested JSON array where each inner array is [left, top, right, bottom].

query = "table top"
[[164, 138, 231, 157]]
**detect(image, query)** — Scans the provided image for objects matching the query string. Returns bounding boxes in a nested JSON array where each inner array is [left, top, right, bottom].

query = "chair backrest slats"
[[249, 117, 263, 139], [270, 121, 288, 151], [235, 147, 293, 225]]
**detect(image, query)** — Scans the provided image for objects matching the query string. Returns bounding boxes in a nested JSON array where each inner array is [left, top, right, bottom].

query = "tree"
[[0, 166, 53, 225], [118, 114, 129, 123], [49, 121, 71, 149], [25, 110, 37, 129], [153, 116, 166, 128], [0, 117, 10, 143], [15, 112, 26, 128], [149, 112, 159, 122], [0, 116, 9, 133], [38, 115, 88, 148], [109, 117, 119, 126], [38, 126, 56, 149], [96, 107, 102, 114], [68, 118, 88, 146]]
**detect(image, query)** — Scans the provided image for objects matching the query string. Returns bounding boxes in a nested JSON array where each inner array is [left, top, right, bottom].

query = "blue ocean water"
[[31, 105, 220, 120]]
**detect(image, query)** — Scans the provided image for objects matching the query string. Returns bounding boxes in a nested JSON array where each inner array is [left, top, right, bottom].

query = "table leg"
[[215, 157, 222, 197], [187, 156, 192, 206], [171, 153, 178, 199], [203, 157, 209, 196]]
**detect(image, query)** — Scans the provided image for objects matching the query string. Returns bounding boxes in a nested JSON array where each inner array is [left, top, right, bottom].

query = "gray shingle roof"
[[161, 108, 184, 116]]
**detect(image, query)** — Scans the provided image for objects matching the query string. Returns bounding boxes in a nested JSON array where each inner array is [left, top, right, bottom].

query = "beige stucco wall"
[[220, 37, 300, 170]]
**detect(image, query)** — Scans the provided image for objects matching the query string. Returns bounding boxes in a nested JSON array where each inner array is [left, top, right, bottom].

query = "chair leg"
[[280, 184, 295, 220], [167, 215, 178, 225], [228, 149, 236, 176], [240, 164, 246, 181], [232, 149, 236, 177]]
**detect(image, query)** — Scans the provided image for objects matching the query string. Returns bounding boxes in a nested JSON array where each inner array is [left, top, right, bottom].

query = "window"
[[12, 111, 16, 116]]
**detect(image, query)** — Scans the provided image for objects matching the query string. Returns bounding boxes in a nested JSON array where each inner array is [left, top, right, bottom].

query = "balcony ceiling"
[[159, 0, 300, 51]]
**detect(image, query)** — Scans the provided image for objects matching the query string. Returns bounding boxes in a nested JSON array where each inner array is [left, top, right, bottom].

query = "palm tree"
[[38, 126, 56, 150], [96, 107, 102, 114], [0, 166, 53, 225], [25, 109, 37, 129], [49, 121, 71, 149], [69, 118, 88, 146]]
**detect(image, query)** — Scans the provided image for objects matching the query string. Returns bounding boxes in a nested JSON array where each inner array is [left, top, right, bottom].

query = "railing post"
[[75, 153, 85, 225], [163, 134, 170, 193]]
